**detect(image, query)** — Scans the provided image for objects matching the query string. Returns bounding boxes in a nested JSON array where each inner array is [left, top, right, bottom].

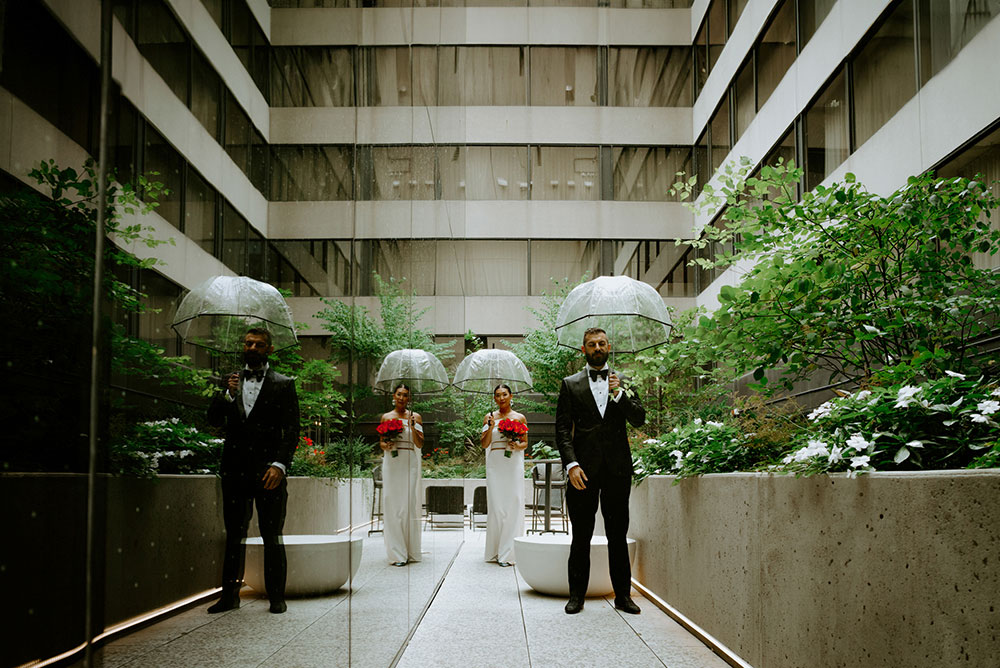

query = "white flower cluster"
[[782, 432, 875, 475]]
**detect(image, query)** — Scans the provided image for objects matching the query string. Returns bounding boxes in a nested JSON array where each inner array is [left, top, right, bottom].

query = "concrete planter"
[[628, 470, 1000, 668]]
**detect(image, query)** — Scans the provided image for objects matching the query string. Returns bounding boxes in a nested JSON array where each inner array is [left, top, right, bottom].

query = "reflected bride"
[[379, 383, 424, 567]]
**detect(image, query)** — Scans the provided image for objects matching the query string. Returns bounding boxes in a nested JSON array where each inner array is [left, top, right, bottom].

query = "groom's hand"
[[261, 465, 284, 490], [568, 466, 588, 490], [609, 372, 621, 397]]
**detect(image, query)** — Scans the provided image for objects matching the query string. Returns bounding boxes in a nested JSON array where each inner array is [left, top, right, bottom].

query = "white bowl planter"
[[514, 534, 637, 597], [244, 534, 363, 596]]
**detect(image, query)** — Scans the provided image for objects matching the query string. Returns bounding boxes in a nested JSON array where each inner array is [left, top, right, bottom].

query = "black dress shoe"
[[614, 597, 641, 614], [564, 596, 584, 614], [207, 597, 239, 614], [269, 600, 287, 614]]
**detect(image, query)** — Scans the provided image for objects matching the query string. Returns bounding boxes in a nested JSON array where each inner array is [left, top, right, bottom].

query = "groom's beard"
[[584, 350, 608, 368], [244, 350, 268, 368]]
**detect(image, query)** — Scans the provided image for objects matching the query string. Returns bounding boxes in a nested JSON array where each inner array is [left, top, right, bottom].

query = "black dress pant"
[[566, 467, 632, 600], [220, 472, 287, 602]]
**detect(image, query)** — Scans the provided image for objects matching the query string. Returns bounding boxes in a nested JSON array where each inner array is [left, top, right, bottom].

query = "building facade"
[[0, 0, 998, 355]]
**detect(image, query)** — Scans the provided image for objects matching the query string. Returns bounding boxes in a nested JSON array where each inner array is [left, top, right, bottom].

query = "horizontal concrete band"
[[271, 7, 693, 46], [270, 107, 693, 146], [269, 199, 695, 240], [628, 471, 1000, 668]]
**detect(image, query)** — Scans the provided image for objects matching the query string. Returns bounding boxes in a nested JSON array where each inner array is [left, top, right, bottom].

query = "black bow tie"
[[242, 368, 265, 382], [589, 368, 608, 381]]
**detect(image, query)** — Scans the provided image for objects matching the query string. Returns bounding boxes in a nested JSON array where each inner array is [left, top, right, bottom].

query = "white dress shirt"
[[226, 363, 286, 474], [567, 364, 622, 473]]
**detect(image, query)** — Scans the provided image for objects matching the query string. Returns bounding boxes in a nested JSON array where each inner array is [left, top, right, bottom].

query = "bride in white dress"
[[379, 383, 423, 566], [481, 384, 527, 567]]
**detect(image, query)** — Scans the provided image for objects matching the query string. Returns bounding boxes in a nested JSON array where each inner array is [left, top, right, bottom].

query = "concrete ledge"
[[628, 470, 1000, 668]]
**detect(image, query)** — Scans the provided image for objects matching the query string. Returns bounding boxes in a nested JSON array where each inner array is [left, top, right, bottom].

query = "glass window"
[[270, 145, 354, 201], [202, 0, 224, 29], [530, 241, 600, 294], [251, 19, 270, 100], [757, 0, 795, 110], [184, 166, 216, 256], [112, 97, 138, 184], [936, 124, 1000, 269], [797, 0, 837, 49], [250, 127, 268, 195], [728, 0, 749, 34], [852, 1, 917, 149], [709, 97, 730, 173], [270, 240, 353, 296], [272, 47, 354, 107], [917, 0, 1000, 85], [804, 67, 848, 191], [708, 0, 727, 70], [530, 47, 598, 106], [372, 146, 437, 200], [460, 146, 530, 200], [609, 47, 692, 107], [136, 2, 190, 105], [224, 92, 251, 175], [733, 56, 754, 141], [613, 147, 693, 201], [137, 269, 181, 356], [369, 240, 437, 295], [695, 129, 710, 195], [371, 47, 437, 106], [191, 47, 221, 140], [222, 201, 247, 274], [694, 20, 710, 97], [247, 226, 266, 281], [143, 126, 183, 228], [531, 147, 599, 200], [439, 47, 526, 105], [436, 241, 528, 296], [230, 0, 254, 84], [663, 246, 695, 297]]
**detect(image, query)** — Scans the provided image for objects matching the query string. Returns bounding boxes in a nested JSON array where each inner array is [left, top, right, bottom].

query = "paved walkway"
[[94, 527, 730, 668]]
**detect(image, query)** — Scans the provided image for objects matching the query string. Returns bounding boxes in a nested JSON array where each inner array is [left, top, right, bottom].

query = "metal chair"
[[530, 464, 568, 534], [368, 463, 383, 535], [470, 485, 488, 530], [425, 485, 465, 530]]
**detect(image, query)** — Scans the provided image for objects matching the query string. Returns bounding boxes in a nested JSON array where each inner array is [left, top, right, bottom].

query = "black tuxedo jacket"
[[208, 368, 300, 477], [555, 369, 645, 478]]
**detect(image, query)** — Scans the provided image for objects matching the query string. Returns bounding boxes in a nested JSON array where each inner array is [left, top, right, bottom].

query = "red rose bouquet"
[[377, 418, 405, 456], [497, 418, 528, 457]]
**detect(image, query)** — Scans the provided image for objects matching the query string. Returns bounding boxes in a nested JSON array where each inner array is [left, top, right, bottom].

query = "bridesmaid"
[[481, 383, 527, 567], [379, 383, 423, 566]]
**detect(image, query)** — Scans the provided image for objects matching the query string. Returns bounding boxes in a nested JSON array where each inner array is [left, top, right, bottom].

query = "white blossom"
[[970, 413, 990, 423], [849, 455, 871, 468], [808, 402, 834, 421], [945, 370, 966, 379], [706, 421, 724, 428], [845, 434, 871, 452], [905, 440, 924, 448], [991, 388, 1000, 397], [894, 385, 921, 408], [643, 438, 660, 445], [693, 418, 703, 425], [976, 400, 1000, 415], [828, 445, 844, 464]]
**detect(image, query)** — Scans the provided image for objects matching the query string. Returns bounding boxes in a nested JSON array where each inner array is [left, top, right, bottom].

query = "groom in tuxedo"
[[556, 327, 645, 615], [207, 328, 299, 614]]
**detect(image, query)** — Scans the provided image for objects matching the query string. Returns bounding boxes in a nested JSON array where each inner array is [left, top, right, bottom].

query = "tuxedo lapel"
[[571, 372, 603, 421]]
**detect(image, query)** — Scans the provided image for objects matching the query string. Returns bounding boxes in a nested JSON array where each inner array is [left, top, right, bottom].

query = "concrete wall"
[[628, 471, 1000, 668]]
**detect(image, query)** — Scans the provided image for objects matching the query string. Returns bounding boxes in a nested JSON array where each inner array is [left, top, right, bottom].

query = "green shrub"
[[109, 418, 222, 476]]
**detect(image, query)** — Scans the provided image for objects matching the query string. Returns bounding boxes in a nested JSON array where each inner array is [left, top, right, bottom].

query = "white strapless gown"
[[484, 427, 525, 564], [382, 423, 422, 563]]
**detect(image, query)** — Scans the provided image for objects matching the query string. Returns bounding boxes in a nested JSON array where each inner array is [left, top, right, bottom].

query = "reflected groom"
[[207, 328, 299, 614], [556, 327, 645, 615]]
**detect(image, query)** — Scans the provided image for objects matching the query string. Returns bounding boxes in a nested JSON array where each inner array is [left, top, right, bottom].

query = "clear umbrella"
[[555, 275, 671, 353], [452, 349, 533, 394], [373, 349, 450, 394], [171, 275, 298, 353]]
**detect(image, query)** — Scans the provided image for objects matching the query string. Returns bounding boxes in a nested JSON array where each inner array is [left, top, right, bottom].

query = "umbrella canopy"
[[452, 349, 533, 394], [555, 275, 671, 354], [171, 276, 298, 353], [373, 349, 450, 394]]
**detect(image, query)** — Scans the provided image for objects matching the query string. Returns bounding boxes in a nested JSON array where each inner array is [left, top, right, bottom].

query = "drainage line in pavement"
[[630, 579, 755, 668], [513, 565, 533, 667], [387, 540, 465, 668]]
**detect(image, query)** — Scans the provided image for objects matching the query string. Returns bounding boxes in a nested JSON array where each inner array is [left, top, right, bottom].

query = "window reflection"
[[804, 68, 848, 190], [271, 145, 355, 200], [439, 47, 526, 105], [530, 240, 600, 294], [272, 47, 354, 107], [530, 47, 598, 106], [613, 147, 692, 201], [531, 147, 598, 200], [852, 1, 917, 148], [373, 146, 437, 200], [609, 47, 692, 107]]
